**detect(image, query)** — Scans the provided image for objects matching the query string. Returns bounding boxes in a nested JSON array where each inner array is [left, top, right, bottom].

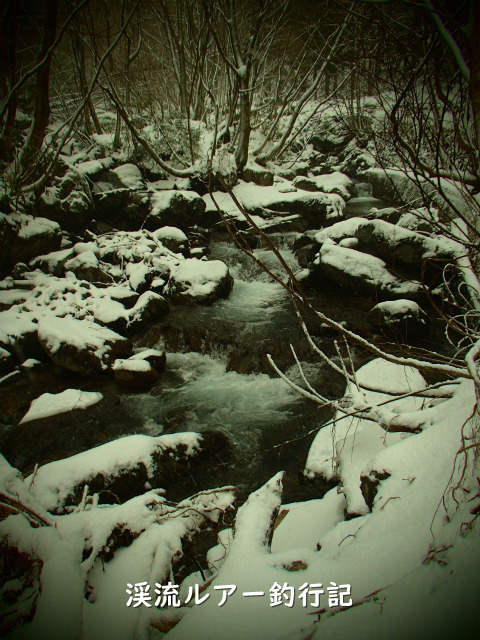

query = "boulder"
[[113, 358, 158, 389], [37, 169, 93, 233], [144, 190, 206, 231], [2, 213, 62, 270], [130, 348, 166, 371], [366, 207, 402, 224], [64, 250, 111, 283], [243, 162, 274, 186], [152, 226, 189, 254], [372, 299, 428, 340], [293, 172, 355, 200], [397, 209, 435, 233], [30, 248, 75, 276], [0, 346, 14, 373], [126, 291, 170, 332], [110, 163, 145, 190], [312, 240, 422, 300], [309, 116, 354, 153], [0, 309, 43, 362], [356, 219, 460, 275], [38, 317, 132, 375], [165, 258, 233, 304], [93, 186, 150, 231]]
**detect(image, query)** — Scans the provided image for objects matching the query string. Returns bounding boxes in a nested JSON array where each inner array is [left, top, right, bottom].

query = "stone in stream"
[[312, 240, 422, 300], [372, 299, 428, 340], [38, 316, 133, 376], [23, 430, 231, 513], [165, 258, 233, 304], [356, 219, 460, 276], [113, 358, 158, 389]]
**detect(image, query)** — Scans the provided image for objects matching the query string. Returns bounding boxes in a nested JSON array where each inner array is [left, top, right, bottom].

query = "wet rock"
[[372, 299, 428, 340], [126, 291, 170, 332], [113, 358, 158, 389], [38, 317, 132, 375], [165, 258, 233, 304], [130, 348, 166, 371], [0, 346, 14, 373], [144, 190, 206, 232]]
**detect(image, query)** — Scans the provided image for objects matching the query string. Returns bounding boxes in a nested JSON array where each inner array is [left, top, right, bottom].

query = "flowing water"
[[0, 209, 456, 505]]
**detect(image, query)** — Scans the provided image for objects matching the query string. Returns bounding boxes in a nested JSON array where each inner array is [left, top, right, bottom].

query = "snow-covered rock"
[[37, 168, 93, 233], [1, 212, 62, 272], [152, 226, 189, 254], [20, 389, 103, 424], [357, 218, 460, 273], [38, 316, 132, 375], [243, 162, 274, 186], [305, 358, 428, 515], [145, 190, 206, 231], [372, 299, 428, 340], [125, 291, 169, 331], [293, 171, 355, 200], [64, 250, 111, 283], [111, 163, 145, 190], [312, 240, 422, 300], [113, 357, 158, 389], [26, 432, 206, 512], [165, 258, 233, 304], [0, 309, 41, 360]]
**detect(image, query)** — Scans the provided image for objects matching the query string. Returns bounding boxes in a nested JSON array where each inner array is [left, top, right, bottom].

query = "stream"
[[0, 187, 456, 506]]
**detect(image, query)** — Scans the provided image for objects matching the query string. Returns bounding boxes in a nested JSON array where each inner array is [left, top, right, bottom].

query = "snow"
[[304, 358, 428, 515], [112, 358, 152, 373], [19, 389, 103, 424], [74, 157, 113, 176], [27, 432, 203, 512], [152, 226, 188, 243], [37, 316, 128, 369], [316, 239, 422, 298], [150, 190, 201, 216], [166, 258, 230, 300], [294, 172, 354, 199], [17, 215, 60, 239], [167, 371, 479, 640], [111, 164, 145, 190]]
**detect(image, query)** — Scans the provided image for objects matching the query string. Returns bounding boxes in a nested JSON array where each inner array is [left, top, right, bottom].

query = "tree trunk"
[[235, 76, 251, 172], [20, 0, 57, 168], [469, 4, 480, 150], [0, 0, 18, 160]]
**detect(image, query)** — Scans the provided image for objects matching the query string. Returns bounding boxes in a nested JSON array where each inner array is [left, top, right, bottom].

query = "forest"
[[0, 0, 480, 638]]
